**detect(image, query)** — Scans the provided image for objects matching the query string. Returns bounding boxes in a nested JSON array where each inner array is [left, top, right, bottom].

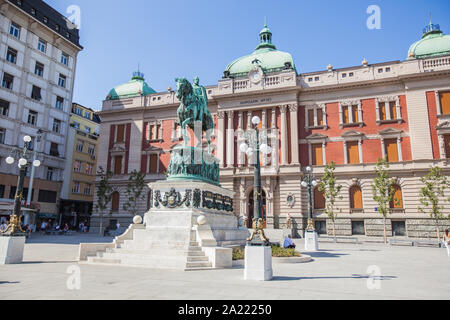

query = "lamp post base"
[[244, 245, 273, 281], [0, 235, 26, 264], [304, 230, 319, 252]]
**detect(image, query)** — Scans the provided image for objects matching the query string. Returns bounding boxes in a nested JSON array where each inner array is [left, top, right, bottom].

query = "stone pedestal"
[[0, 236, 26, 264], [244, 246, 273, 281], [304, 230, 319, 252]]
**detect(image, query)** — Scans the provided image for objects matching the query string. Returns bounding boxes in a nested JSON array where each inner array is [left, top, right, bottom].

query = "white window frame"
[[339, 100, 363, 128], [376, 96, 402, 124], [305, 103, 328, 130], [37, 39, 47, 53], [306, 134, 327, 166], [58, 74, 66, 88], [61, 53, 69, 66], [9, 22, 20, 39], [379, 128, 404, 162]]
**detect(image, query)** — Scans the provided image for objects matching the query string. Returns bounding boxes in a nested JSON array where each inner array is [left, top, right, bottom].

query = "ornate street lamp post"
[[1, 135, 41, 236], [301, 166, 319, 251], [240, 116, 272, 246]]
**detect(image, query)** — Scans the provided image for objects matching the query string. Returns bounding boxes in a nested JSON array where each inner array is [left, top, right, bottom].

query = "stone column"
[[289, 104, 299, 165], [238, 112, 244, 167], [262, 109, 268, 166], [343, 140, 348, 164], [358, 139, 363, 164], [280, 105, 288, 165], [217, 111, 226, 168], [271, 108, 279, 168], [397, 137, 403, 161], [226, 110, 235, 168]]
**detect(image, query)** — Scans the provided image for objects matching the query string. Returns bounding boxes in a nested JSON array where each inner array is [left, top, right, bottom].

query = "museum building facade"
[[92, 23, 450, 238]]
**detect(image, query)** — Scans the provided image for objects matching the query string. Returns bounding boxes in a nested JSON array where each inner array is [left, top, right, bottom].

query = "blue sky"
[[45, 0, 450, 111]]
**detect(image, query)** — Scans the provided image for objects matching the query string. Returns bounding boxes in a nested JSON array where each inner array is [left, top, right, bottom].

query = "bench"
[[318, 236, 360, 244], [389, 239, 414, 246], [389, 239, 443, 248]]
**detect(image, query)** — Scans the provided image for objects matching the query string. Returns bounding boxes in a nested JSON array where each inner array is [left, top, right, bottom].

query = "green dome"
[[408, 24, 450, 59], [224, 24, 296, 77], [106, 71, 156, 100]]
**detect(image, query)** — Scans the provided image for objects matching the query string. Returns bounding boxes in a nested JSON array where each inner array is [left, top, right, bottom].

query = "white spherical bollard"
[[197, 215, 207, 226], [133, 215, 143, 225]]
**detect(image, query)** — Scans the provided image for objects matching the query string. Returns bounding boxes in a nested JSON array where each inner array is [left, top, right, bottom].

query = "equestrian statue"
[[175, 77, 214, 153]]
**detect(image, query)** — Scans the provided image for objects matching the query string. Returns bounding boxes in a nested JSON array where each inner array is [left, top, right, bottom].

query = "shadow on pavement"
[[0, 281, 20, 285], [22, 261, 77, 265], [298, 275, 397, 280], [306, 251, 349, 258], [25, 234, 114, 245]]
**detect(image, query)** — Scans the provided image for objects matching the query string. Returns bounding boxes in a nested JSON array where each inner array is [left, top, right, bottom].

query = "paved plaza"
[[0, 234, 449, 300]]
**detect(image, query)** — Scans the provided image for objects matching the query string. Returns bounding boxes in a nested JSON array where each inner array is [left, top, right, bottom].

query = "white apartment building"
[[0, 0, 82, 222]]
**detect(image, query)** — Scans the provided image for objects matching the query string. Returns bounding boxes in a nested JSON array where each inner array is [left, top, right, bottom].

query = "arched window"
[[350, 186, 363, 209], [390, 185, 403, 209], [111, 192, 120, 212], [314, 188, 325, 210]]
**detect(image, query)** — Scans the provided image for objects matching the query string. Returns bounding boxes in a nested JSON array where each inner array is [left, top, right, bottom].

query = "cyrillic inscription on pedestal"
[[304, 231, 319, 252]]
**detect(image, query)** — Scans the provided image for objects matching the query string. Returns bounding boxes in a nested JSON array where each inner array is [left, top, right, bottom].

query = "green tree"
[[372, 158, 396, 245], [95, 167, 113, 236], [123, 170, 146, 218], [418, 166, 449, 242], [318, 162, 342, 241]]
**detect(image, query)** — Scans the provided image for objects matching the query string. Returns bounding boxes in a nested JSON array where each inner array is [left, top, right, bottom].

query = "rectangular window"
[[61, 53, 69, 66], [58, 74, 66, 88], [50, 143, 59, 157], [34, 62, 44, 77], [76, 140, 84, 152], [440, 92, 450, 115], [72, 122, 80, 129], [312, 144, 323, 166], [445, 135, 450, 159], [343, 107, 349, 124], [308, 109, 314, 127], [347, 141, 359, 164], [0, 100, 9, 116], [31, 86, 42, 101], [156, 124, 162, 140], [149, 154, 158, 173], [0, 128, 5, 144], [72, 181, 80, 194], [6, 47, 17, 64], [46, 167, 54, 181], [74, 160, 82, 172], [317, 109, 324, 126], [52, 119, 61, 133], [0, 185, 4, 198], [114, 156, 123, 175], [84, 111, 90, 119], [385, 139, 399, 163], [379, 102, 387, 121], [38, 190, 57, 203], [389, 102, 397, 120], [9, 186, 17, 199], [149, 125, 154, 140], [9, 22, 20, 38], [56, 96, 64, 110], [37, 39, 47, 53], [84, 126, 91, 134], [2, 73, 14, 90], [351, 105, 359, 123], [352, 221, 365, 236], [85, 163, 93, 175], [88, 145, 95, 156], [116, 124, 125, 142], [26, 136, 35, 150], [84, 184, 92, 196], [28, 110, 38, 125]]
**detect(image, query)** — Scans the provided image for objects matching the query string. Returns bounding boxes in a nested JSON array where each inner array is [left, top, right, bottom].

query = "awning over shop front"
[[36, 213, 59, 219]]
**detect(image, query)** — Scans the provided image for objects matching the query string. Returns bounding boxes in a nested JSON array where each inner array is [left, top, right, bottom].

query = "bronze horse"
[[175, 78, 214, 152]]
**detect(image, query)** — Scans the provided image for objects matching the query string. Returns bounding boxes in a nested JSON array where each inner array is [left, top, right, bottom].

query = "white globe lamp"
[[33, 160, 41, 167], [133, 215, 143, 225], [23, 135, 32, 143], [5, 156, 14, 165], [18, 158, 27, 167], [252, 116, 261, 126]]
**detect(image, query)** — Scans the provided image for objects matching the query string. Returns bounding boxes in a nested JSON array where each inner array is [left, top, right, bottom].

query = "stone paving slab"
[[0, 235, 448, 300]]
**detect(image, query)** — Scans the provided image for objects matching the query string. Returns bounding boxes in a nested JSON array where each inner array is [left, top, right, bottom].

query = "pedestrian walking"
[[444, 229, 450, 257]]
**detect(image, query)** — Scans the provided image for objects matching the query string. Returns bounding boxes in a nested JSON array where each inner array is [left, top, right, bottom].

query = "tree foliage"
[[318, 162, 342, 223], [95, 167, 113, 235], [122, 170, 146, 216], [418, 166, 449, 240]]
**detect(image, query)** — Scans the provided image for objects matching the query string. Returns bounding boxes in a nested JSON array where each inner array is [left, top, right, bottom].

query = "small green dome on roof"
[[408, 23, 450, 59], [106, 71, 156, 100], [224, 24, 296, 78]]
